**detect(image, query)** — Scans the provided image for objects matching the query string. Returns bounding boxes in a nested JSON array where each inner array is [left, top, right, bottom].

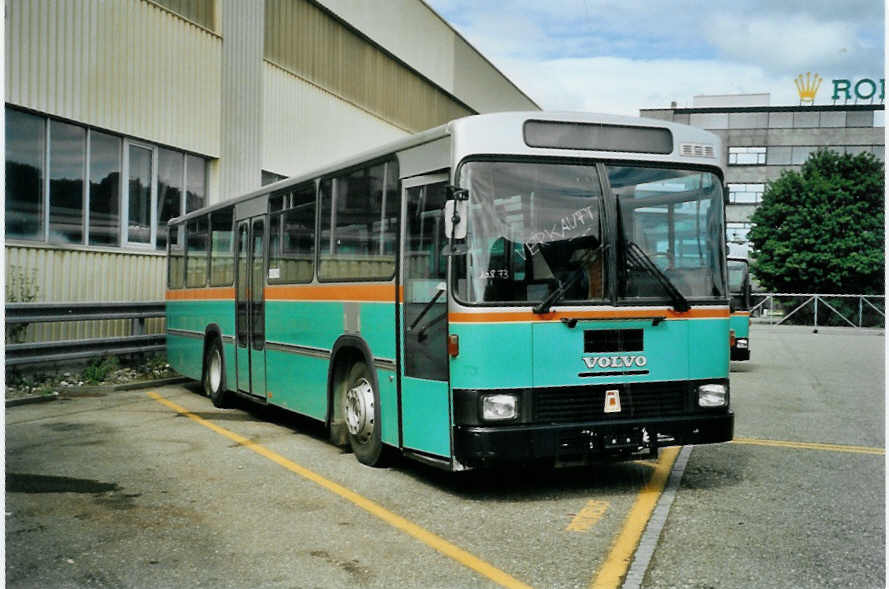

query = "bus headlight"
[[481, 394, 518, 421], [698, 383, 728, 408]]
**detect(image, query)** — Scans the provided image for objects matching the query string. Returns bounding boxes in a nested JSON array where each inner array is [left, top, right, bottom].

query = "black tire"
[[203, 338, 230, 408], [342, 361, 385, 466]]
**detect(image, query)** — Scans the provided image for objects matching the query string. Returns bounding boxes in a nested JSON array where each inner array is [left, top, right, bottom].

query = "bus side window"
[[168, 224, 185, 289]]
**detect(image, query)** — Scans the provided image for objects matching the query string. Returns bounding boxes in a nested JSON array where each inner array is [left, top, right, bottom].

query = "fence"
[[748, 293, 885, 329], [5, 302, 166, 367]]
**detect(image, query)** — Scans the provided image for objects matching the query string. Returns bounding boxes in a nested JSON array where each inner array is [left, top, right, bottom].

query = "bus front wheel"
[[203, 338, 229, 408], [342, 361, 384, 466]]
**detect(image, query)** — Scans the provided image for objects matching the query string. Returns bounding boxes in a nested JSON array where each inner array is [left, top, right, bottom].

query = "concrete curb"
[[6, 376, 190, 407], [5, 392, 60, 407]]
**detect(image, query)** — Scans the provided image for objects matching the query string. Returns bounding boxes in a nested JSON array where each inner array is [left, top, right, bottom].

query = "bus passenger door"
[[235, 217, 267, 400], [399, 176, 451, 458]]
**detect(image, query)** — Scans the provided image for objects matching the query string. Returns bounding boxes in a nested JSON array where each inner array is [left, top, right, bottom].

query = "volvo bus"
[[728, 257, 752, 361], [165, 112, 734, 470]]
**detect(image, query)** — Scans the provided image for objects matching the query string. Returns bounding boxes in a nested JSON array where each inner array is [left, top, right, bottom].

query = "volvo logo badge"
[[582, 355, 648, 369]]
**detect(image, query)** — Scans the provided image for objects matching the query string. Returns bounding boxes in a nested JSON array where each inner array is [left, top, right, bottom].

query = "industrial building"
[[4, 0, 538, 343], [641, 94, 885, 258]]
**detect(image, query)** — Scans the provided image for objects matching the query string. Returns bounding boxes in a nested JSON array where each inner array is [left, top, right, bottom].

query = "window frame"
[[317, 158, 399, 283], [122, 138, 158, 249], [5, 106, 209, 251]]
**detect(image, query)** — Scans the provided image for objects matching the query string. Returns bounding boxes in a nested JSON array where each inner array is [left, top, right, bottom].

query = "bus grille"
[[532, 383, 687, 423]]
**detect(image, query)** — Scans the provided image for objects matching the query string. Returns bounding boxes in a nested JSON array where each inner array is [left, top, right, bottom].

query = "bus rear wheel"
[[343, 361, 384, 466], [203, 338, 229, 408]]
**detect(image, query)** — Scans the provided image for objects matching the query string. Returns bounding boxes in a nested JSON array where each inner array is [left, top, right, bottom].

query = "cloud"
[[426, 0, 884, 112], [706, 14, 870, 74], [495, 56, 786, 115]]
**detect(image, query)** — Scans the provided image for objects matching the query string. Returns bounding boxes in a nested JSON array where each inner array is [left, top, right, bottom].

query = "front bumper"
[[454, 412, 734, 467], [731, 338, 750, 361]]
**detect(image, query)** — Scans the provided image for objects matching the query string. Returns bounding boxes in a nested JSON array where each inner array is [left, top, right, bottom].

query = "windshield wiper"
[[625, 241, 690, 312], [532, 248, 599, 314]]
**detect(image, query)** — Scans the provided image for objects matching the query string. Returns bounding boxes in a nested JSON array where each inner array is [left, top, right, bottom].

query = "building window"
[[6, 109, 45, 240], [727, 184, 764, 204], [4, 106, 208, 250], [728, 147, 766, 165], [726, 222, 752, 243], [89, 132, 122, 246]]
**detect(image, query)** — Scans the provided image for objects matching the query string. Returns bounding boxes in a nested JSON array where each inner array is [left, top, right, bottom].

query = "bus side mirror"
[[444, 200, 468, 240]]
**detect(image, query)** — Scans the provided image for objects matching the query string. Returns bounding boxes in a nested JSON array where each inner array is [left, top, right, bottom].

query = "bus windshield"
[[727, 259, 749, 294], [455, 161, 726, 305]]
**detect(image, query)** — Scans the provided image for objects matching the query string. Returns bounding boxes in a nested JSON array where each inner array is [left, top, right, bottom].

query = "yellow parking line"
[[732, 437, 885, 455], [590, 446, 679, 589], [147, 392, 532, 589]]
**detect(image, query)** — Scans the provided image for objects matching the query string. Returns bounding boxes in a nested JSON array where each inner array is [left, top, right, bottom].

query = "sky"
[[424, 0, 885, 115]]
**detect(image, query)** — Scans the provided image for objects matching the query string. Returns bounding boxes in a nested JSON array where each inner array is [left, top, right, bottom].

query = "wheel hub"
[[345, 378, 375, 441], [209, 349, 222, 392]]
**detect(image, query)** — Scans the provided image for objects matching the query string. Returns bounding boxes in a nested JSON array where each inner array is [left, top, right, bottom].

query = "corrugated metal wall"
[[218, 0, 264, 200], [5, 0, 222, 157], [264, 0, 473, 134], [5, 245, 166, 343], [262, 62, 408, 177]]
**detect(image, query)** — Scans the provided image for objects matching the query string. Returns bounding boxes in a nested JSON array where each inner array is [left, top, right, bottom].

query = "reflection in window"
[[186, 216, 209, 287], [168, 222, 185, 289], [157, 149, 184, 250], [186, 155, 206, 212], [49, 121, 86, 244], [269, 183, 316, 284], [5, 107, 211, 249], [209, 208, 234, 286], [609, 166, 726, 300], [319, 160, 397, 280], [89, 131, 121, 246], [128, 145, 152, 243], [6, 109, 45, 240]]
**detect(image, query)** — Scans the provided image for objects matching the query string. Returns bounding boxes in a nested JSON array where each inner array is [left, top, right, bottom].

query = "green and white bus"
[[166, 112, 734, 470], [728, 257, 752, 361]]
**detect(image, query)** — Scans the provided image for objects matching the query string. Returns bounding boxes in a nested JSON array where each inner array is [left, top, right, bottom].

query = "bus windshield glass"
[[455, 161, 726, 305], [727, 259, 749, 294], [456, 161, 605, 305], [608, 165, 726, 302]]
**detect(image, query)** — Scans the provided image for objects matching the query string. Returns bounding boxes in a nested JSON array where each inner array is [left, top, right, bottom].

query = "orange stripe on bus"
[[732, 311, 751, 316], [266, 284, 400, 302], [166, 287, 235, 300], [448, 308, 729, 324]]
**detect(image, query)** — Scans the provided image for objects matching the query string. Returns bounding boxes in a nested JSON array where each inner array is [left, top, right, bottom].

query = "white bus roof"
[[171, 111, 722, 225]]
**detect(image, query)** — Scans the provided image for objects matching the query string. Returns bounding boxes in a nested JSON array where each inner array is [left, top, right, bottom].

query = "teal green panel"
[[360, 303, 397, 359], [265, 301, 343, 350], [533, 319, 690, 387], [167, 300, 235, 336], [252, 348, 267, 399], [402, 376, 450, 457], [376, 367, 398, 446], [166, 334, 203, 381], [688, 318, 730, 379], [224, 341, 237, 392], [449, 323, 532, 389], [730, 313, 750, 338], [264, 351, 328, 420], [237, 345, 250, 392]]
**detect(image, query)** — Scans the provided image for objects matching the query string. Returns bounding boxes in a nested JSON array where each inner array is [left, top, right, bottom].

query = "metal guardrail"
[[5, 302, 166, 367], [748, 293, 885, 329]]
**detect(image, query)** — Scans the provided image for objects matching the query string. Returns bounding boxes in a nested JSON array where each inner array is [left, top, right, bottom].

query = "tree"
[[748, 150, 884, 294]]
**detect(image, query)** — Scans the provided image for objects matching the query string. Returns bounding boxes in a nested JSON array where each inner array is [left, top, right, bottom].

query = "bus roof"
[[170, 111, 722, 226]]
